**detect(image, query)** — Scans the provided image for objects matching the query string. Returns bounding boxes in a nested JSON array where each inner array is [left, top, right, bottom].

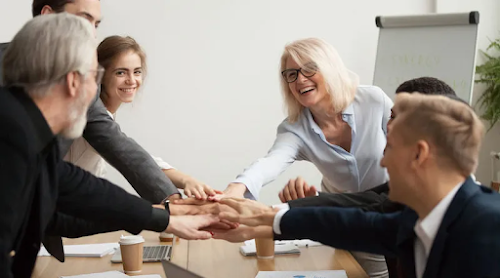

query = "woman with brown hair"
[[64, 35, 216, 200]]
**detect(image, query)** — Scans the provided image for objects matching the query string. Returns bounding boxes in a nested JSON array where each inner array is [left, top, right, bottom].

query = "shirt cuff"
[[145, 208, 170, 232], [271, 203, 290, 211], [151, 155, 175, 170], [233, 177, 258, 200], [272, 208, 289, 235]]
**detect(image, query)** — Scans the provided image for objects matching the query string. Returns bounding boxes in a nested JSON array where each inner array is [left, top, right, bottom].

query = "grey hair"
[[2, 13, 97, 96]]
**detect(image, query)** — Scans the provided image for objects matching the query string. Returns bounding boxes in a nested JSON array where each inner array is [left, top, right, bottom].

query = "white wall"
[[95, 0, 433, 204], [0, 1, 31, 42], [436, 0, 500, 186], [6, 1, 497, 204]]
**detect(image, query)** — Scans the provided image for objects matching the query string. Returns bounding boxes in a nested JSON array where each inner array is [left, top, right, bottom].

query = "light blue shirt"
[[233, 85, 393, 200]]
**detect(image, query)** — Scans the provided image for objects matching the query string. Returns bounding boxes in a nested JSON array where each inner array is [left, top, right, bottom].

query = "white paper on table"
[[240, 244, 300, 256], [244, 239, 322, 248], [60, 271, 127, 278], [255, 270, 347, 278], [38, 243, 118, 257], [60, 271, 161, 278]]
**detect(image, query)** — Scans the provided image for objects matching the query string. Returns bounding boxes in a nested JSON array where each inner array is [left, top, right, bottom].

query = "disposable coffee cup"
[[255, 238, 275, 259], [159, 232, 174, 242], [119, 235, 145, 275]]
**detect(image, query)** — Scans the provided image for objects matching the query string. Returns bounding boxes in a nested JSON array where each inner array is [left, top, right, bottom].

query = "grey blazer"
[[0, 42, 179, 203]]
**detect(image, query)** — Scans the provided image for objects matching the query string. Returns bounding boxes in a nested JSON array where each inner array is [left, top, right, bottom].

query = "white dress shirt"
[[233, 85, 392, 199], [413, 182, 462, 278], [63, 110, 174, 178]]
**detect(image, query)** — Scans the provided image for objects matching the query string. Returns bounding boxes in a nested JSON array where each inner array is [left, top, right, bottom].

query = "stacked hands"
[[164, 176, 313, 242], [165, 197, 277, 243]]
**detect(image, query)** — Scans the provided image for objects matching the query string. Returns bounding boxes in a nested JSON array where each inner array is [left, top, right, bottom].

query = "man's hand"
[[278, 176, 317, 203], [218, 198, 277, 227], [212, 225, 273, 243], [165, 214, 220, 240], [170, 198, 238, 218]]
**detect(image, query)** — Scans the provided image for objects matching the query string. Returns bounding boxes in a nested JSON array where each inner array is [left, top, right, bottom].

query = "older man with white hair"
[[0, 13, 222, 278]]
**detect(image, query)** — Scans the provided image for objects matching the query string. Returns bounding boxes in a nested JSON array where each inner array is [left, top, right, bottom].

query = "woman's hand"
[[278, 176, 318, 202], [182, 177, 218, 200], [207, 182, 247, 201]]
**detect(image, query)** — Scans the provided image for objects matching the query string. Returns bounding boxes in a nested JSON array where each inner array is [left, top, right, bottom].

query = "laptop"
[[162, 260, 205, 278], [111, 245, 172, 263]]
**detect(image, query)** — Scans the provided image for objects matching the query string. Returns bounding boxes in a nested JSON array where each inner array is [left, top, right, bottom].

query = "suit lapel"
[[396, 209, 418, 278], [422, 178, 480, 278]]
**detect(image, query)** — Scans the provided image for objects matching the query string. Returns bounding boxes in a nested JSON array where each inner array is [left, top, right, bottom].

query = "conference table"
[[32, 231, 368, 278]]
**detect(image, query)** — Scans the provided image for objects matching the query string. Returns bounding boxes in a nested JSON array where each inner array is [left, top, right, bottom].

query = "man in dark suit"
[[0, 0, 181, 204], [214, 93, 500, 278], [0, 13, 222, 278]]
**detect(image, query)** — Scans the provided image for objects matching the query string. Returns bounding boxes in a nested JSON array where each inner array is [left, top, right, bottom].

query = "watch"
[[163, 199, 171, 214]]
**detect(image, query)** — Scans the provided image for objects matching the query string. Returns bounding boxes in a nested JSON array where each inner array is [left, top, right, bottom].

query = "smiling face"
[[285, 57, 330, 108], [102, 50, 143, 104]]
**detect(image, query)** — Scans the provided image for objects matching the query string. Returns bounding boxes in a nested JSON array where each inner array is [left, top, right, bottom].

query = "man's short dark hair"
[[32, 0, 74, 17], [395, 77, 456, 96], [396, 77, 469, 106]]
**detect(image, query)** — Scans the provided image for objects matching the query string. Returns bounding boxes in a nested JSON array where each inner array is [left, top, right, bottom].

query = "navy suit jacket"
[[276, 177, 500, 278]]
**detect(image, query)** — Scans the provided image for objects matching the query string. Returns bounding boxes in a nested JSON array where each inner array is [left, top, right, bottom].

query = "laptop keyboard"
[[143, 245, 172, 262]]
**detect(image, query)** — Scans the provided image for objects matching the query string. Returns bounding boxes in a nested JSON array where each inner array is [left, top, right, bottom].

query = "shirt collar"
[[304, 103, 356, 135], [342, 103, 354, 115], [414, 181, 463, 256], [9, 86, 55, 152]]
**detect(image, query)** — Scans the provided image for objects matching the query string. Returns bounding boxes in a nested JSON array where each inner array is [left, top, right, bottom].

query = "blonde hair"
[[280, 38, 359, 122], [394, 93, 484, 176]]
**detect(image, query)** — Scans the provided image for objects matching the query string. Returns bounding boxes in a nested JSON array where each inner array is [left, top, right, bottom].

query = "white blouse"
[[233, 85, 392, 199], [63, 111, 174, 178]]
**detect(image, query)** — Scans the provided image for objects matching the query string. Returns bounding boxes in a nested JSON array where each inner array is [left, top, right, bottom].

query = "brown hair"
[[97, 36, 147, 101], [32, 0, 74, 16], [394, 93, 484, 176]]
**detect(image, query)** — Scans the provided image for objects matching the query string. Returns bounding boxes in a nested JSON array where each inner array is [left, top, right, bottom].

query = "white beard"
[[61, 87, 90, 139]]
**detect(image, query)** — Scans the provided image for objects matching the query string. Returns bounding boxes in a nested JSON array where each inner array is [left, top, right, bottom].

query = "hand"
[[212, 225, 273, 243], [165, 214, 219, 240], [212, 182, 247, 201], [168, 193, 182, 201], [218, 198, 277, 227], [171, 198, 238, 216], [205, 219, 240, 230], [183, 178, 218, 200], [278, 176, 317, 202]]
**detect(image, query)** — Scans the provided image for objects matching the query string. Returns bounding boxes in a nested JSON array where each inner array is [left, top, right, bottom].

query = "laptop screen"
[[162, 260, 205, 278]]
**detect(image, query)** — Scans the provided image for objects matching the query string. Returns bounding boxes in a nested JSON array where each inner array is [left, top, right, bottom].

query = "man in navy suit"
[[214, 93, 500, 278]]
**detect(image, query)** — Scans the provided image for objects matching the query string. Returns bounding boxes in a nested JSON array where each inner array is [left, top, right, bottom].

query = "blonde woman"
[[64, 36, 216, 200], [223, 38, 392, 277]]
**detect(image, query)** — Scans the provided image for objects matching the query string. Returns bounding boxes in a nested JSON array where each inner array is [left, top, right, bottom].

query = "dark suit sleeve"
[[55, 161, 169, 235], [0, 126, 30, 278], [288, 190, 386, 209], [77, 96, 178, 203], [276, 207, 400, 257], [456, 210, 500, 277], [287, 182, 405, 213]]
